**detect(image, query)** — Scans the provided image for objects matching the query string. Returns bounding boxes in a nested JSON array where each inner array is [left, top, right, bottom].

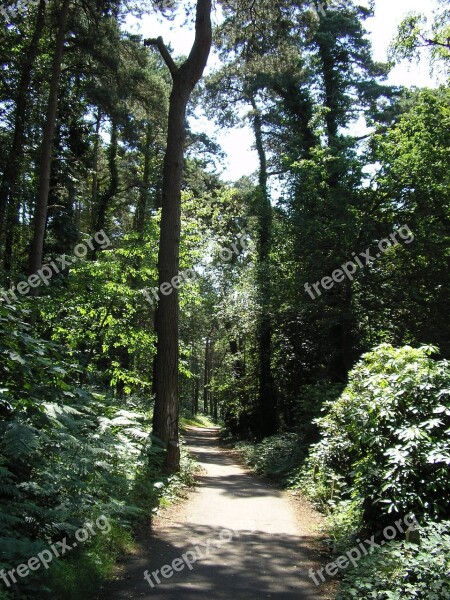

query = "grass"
[[180, 413, 219, 430], [48, 523, 135, 600]]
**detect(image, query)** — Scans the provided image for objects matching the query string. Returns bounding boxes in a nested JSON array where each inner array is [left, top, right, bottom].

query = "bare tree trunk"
[[250, 96, 277, 437], [203, 336, 210, 414], [29, 0, 71, 276], [145, 0, 212, 472]]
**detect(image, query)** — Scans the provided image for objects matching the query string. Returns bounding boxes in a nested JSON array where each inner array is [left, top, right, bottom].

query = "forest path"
[[98, 427, 330, 599]]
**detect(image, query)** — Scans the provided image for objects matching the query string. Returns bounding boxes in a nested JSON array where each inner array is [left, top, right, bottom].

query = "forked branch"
[[144, 36, 178, 77]]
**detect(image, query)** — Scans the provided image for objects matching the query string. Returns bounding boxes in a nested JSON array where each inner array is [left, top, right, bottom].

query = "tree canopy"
[[0, 1, 449, 597]]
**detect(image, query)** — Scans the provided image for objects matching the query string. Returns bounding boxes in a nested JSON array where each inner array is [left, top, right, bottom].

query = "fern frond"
[[0, 512, 22, 526], [123, 427, 149, 440], [1, 422, 39, 459]]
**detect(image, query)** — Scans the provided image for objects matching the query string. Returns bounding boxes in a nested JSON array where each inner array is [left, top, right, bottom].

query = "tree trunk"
[[315, 6, 340, 147], [147, 0, 212, 472], [94, 119, 118, 238], [224, 321, 244, 378], [193, 378, 199, 415], [208, 339, 214, 416], [29, 0, 71, 276], [91, 112, 101, 226], [0, 0, 47, 268], [250, 97, 277, 438], [203, 336, 210, 414], [135, 121, 153, 235]]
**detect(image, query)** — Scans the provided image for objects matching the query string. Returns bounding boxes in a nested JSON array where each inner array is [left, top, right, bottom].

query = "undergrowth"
[[236, 433, 306, 482], [0, 304, 197, 598], [235, 346, 450, 599], [337, 521, 450, 599]]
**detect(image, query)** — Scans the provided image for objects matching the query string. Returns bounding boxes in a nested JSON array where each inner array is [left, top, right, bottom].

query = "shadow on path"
[[97, 427, 324, 599]]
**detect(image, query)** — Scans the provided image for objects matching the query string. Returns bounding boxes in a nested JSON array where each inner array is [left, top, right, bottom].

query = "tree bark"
[[94, 119, 118, 238], [250, 96, 277, 438], [203, 336, 210, 414], [193, 378, 199, 415], [145, 0, 212, 472], [224, 321, 244, 378], [29, 0, 71, 276], [91, 112, 101, 227]]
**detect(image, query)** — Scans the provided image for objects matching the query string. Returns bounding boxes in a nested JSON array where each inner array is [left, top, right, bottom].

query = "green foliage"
[[47, 522, 134, 600], [364, 87, 450, 356], [133, 442, 197, 514], [389, 2, 450, 73], [1, 0, 449, 596], [321, 499, 364, 555], [236, 433, 305, 481], [0, 302, 195, 598], [33, 226, 160, 394], [297, 344, 450, 527], [337, 520, 450, 599]]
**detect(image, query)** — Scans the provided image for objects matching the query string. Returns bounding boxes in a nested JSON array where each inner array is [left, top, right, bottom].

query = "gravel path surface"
[[98, 427, 328, 599]]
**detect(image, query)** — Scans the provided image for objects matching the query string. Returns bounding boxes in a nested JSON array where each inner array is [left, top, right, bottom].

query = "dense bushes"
[[0, 304, 195, 598], [297, 344, 450, 528], [288, 344, 450, 598], [236, 433, 305, 481], [233, 384, 345, 483], [337, 520, 450, 599]]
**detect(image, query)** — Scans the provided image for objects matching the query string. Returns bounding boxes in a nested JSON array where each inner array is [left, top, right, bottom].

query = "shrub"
[[0, 304, 195, 597], [337, 520, 450, 599], [236, 433, 305, 480], [297, 344, 450, 528]]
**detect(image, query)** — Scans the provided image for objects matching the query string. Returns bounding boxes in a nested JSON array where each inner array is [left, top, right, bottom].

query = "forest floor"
[[97, 427, 335, 599]]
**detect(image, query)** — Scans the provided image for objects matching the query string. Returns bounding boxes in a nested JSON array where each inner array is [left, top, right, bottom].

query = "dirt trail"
[[98, 427, 329, 599]]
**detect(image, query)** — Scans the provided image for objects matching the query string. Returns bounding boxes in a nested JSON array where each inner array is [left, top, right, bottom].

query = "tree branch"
[[181, 0, 213, 85], [144, 36, 178, 77], [267, 169, 288, 177], [423, 37, 450, 49]]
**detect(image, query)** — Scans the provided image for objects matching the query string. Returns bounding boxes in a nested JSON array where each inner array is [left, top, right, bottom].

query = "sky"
[[126, 0, 440, 181]]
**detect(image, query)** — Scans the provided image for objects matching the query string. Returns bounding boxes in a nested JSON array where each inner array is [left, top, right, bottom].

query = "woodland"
[[0, 0, 449, 598]]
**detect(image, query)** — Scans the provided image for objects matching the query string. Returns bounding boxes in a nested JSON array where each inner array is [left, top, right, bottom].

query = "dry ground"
[[97, 427, 336, 600]]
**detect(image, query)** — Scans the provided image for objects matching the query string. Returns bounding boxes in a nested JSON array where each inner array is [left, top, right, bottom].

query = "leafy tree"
[[361, 87, 450, 355], [389, 0, 450, 75]]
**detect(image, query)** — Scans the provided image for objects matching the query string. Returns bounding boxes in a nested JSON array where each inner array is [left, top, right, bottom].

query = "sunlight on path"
[[98, 427, 324, 599]]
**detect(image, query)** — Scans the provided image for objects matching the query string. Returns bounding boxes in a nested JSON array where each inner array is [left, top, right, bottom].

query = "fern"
[[1, 422, 39, 459], [0, 304, 166, 597], [0, 512, 22, 526]]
